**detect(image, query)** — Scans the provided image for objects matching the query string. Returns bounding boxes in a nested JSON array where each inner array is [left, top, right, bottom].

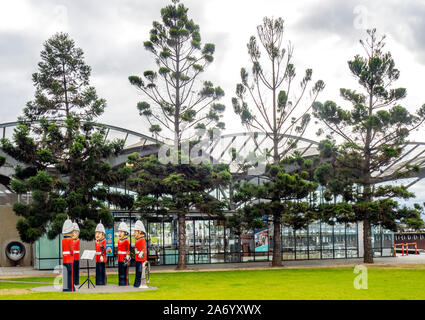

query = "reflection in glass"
[[282, 227, 294, 261], [164, 220, 177, 265], [308, 223, 321, 259], [321, 223, 333, 259], [185, 220, 195, 264], [210, 220, 225, 263], [241, 231, 254, 262], [195, 220, 210, 263]]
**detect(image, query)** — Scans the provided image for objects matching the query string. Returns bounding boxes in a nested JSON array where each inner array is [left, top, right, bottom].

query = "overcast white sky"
[[1, 0, 425, 206]]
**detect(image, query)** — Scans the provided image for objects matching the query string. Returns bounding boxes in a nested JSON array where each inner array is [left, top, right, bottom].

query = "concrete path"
[[32, 284, 158, 293], [1, 255, 425, 279]]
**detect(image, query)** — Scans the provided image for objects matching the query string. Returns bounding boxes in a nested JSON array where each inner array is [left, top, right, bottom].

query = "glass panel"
[[346, 223, 358, 257], [321, 223, 333, 259], [185, 220, 195, 264], [148, 221, 163, 265], [210, 220, 225, 263], [241, 231, 254, 262], [40, 233, 61, 259], [195, 220, 210, 263], [37, 233, 61, 269], [382, 230, 394, 257], [226, 226, 241, 263], [295, 228, 308, 260], [282, 226, 295, 261], [308, 223, 321, 259], [164, 220, 178, 265], [347, 250, 358, 258], [372, 225, 382, 257], [383, 229, 393, 248], [334, 223, 346, 258]]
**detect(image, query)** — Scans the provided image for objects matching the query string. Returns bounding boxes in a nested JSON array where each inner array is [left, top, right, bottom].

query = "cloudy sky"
[[1, 0, 425, 205]]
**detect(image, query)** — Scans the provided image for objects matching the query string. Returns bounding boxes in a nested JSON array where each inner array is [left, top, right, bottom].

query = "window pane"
[[334, 223, 346, 258], [295, 228, 308, 260], [185, 220, 194, 264], [148, 221, 163, 264], [241, 231, 255, 262], [282, 227, 295, 260], [195, 220, 210, 263], [308, 223, 321, 259], [321, 223, 333, 258], [164, 220, 177, 265], [210, 220, 224, 263], [226, 226, 241, 263]]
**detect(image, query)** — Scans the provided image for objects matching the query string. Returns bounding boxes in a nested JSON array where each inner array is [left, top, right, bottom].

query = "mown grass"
[[1, 265, 425, 300]]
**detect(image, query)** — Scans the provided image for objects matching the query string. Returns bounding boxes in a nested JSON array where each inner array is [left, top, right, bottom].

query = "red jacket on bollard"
[[135, 236, 147, 262], [95, 239, 107, 263], [73, 238, 80, 261], [118, 237, 130, 262], [62, 236, 74, 264]]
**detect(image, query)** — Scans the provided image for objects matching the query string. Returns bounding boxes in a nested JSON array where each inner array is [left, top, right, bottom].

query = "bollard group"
[[394, 242, 418, 257]]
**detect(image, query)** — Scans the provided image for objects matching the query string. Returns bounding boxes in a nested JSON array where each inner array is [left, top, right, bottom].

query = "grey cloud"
[[294, 0, 367, 43], [384, 2, 425, 64], [294, 0, 425, 64], [0, 32, 43, 122]]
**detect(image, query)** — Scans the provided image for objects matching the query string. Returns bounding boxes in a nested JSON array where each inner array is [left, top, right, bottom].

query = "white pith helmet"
[[134, 220, 146, 234], [73, 222, 80, 232], [95, 221, 105, 234], [118, 222, 129, 234], [62, 218, 74, 234]]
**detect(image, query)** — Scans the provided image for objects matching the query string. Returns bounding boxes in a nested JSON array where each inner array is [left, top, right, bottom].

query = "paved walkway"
[[1, 255, 424, 279], [32, 284, 158, 293]]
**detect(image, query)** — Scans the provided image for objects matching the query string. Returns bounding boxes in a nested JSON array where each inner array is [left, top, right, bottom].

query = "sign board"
[[105, 228, 114, 257], [80, 250, 96, 260], [254, 228, 269, 253]]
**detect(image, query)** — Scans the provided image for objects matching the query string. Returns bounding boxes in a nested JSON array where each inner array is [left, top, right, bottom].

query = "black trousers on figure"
[[134, 261, 142, 287], [96, 262, 107, 285], [118, 261, 129, 286], [73, 260, 80, 285], [62, 263, 75, 292]]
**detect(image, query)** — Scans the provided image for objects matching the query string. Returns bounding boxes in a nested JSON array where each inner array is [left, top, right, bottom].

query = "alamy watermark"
[[157, 128, 267, 175], [353, 265, 368, 289], [353, 5, 370, 30]]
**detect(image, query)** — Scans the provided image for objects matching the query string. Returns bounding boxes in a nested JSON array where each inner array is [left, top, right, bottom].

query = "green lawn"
[[1, 265, 425, 300]]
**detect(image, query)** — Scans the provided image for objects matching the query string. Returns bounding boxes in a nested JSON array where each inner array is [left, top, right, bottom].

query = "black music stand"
[[79, 250, 96, 289]]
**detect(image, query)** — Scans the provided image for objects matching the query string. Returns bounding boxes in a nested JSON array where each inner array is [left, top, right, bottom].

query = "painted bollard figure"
[[133, 220, 148, 289], [72, 222, 80, 286], [117, 222, 130, 286], [95, 222, 107, 286], [62, 219, 75, 292]]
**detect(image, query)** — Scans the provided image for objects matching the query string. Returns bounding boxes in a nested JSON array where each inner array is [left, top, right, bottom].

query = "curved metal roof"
[[1, 122, 425, 187]]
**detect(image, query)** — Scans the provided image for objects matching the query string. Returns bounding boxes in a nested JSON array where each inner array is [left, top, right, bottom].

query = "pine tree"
[[232, 17, 324, 266], [129, 0, 225, 150], [128, 0, 229, 270], [313, 29, 425, 263], [1, 33, 133, 243]]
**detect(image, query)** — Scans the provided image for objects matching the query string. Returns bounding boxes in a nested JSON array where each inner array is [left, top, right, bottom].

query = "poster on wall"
[[105, 228, 114, 257], [254, 228, 269, 252]]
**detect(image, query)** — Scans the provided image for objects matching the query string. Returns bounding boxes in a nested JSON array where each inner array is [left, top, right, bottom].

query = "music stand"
[[79, 250, 96, 289]]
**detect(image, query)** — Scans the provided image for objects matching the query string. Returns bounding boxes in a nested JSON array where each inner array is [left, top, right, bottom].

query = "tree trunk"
[[363, 217, 374, 263], [362, 86, 374, 264], [176, 212, 187, 270], [272, 213, 282, 266]]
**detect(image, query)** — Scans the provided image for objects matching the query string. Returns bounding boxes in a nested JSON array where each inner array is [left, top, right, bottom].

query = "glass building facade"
[[32, 211, 395, 269]]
